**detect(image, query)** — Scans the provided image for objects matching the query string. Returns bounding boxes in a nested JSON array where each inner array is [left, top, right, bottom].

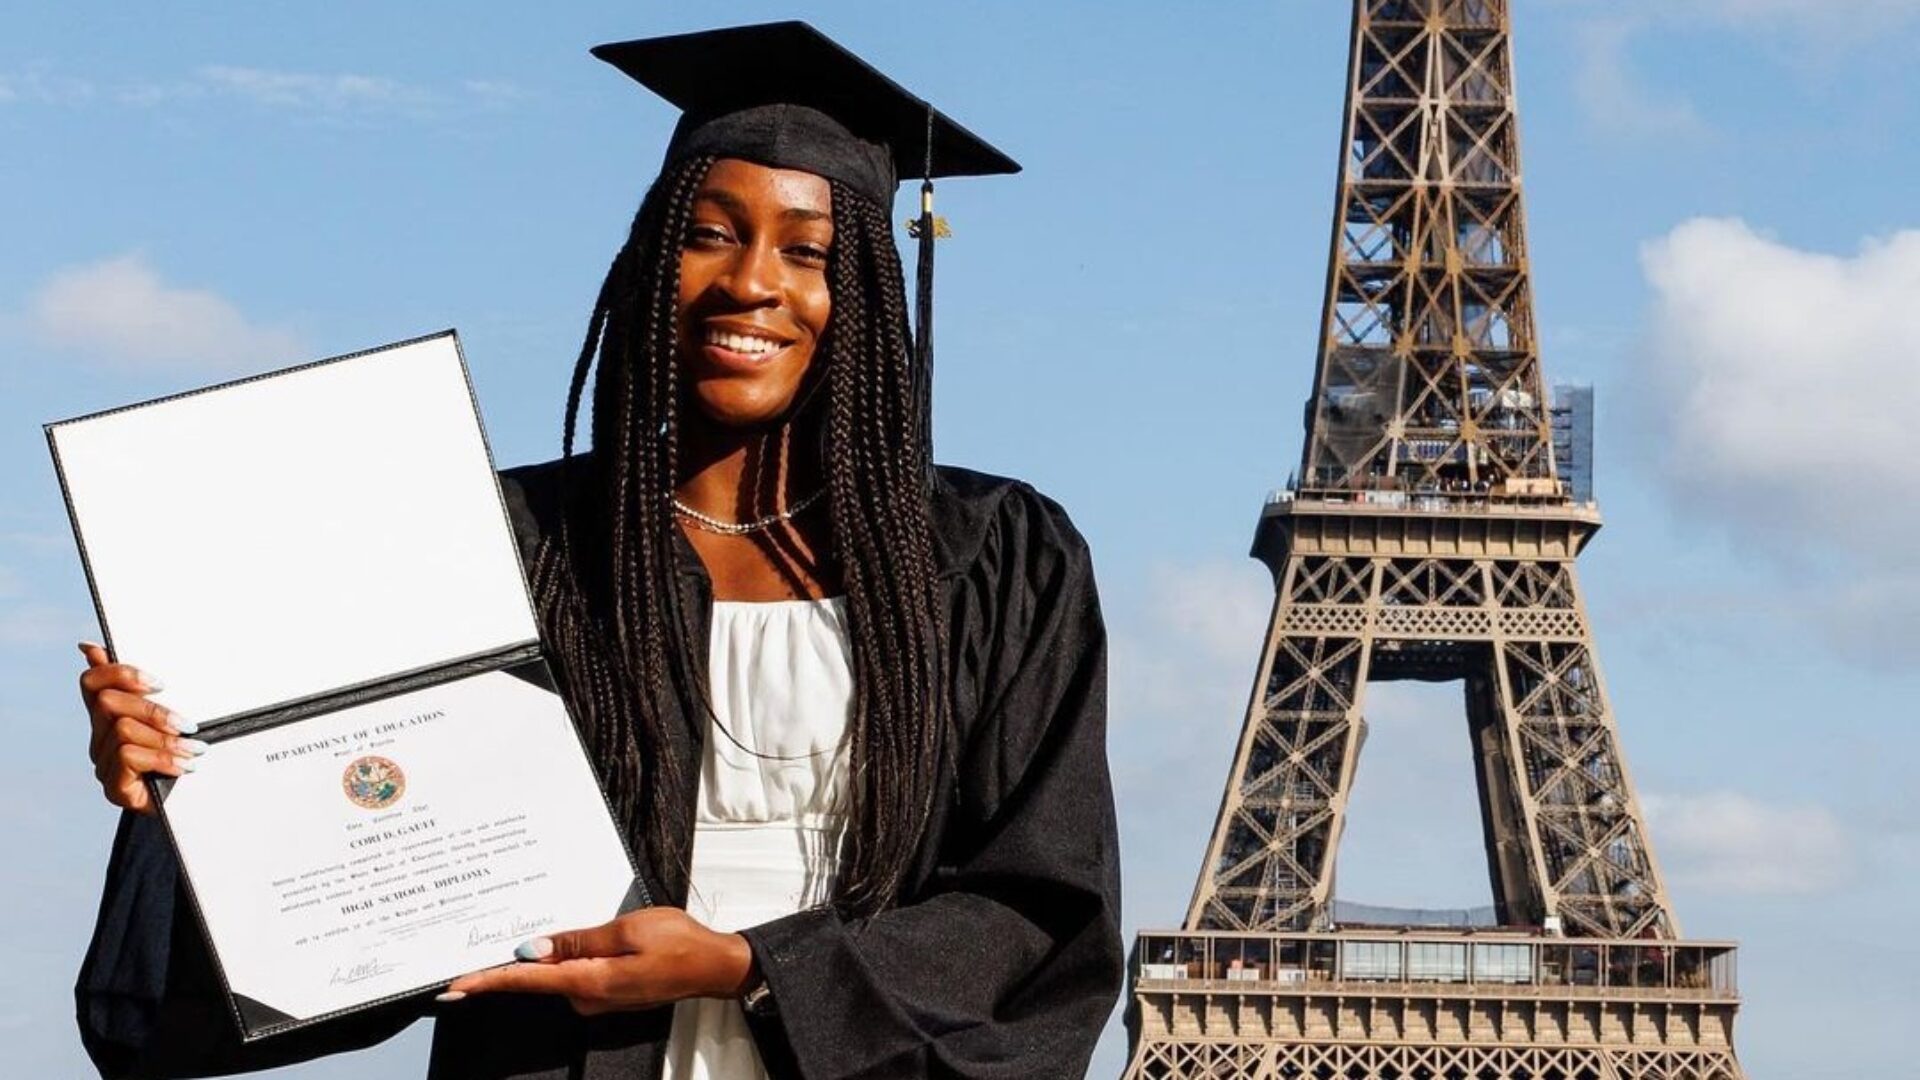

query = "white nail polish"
[[176, 738, 210, 756], [170, 714, 199, 735], [435, 990, 466, 1003], [175, 756, 198, 773]]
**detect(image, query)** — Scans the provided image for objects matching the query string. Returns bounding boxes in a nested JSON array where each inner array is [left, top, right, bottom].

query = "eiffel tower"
[[1121, 2, 1744, 1077]]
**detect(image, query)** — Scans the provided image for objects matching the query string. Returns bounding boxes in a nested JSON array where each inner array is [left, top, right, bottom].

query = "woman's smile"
[[696, 320, 798, 372]]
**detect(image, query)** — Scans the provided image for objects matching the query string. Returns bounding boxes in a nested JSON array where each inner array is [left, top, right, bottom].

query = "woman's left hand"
[[441, 907, 756, 1014]]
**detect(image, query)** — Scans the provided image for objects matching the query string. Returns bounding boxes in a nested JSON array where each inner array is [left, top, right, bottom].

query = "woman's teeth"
[[707, 329, 784, 356]]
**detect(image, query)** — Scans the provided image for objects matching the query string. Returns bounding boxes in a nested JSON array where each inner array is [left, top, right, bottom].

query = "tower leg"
[[1463, 663, 1541, 927], [1187, 554, 1378, 932], [1483, 559, 1675, 938]]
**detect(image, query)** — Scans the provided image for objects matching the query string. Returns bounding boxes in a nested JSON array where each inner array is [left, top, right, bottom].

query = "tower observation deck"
[[1121, 2, 1744, 1077]]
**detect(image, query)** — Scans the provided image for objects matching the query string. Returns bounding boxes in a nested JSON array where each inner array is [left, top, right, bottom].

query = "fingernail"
[[137, 670, 165, 692], [514, 938, 552, 961], [434, 990, 466, 1003], [175, 756, 198, 774], [168, 714, 199, 735], [175, 738, 210, 757], [78, 640, 103, 655]]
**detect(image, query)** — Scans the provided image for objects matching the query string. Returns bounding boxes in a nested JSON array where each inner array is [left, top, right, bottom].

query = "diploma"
[[47, 332, 640, 1039], [162, 670, 635, 1028]]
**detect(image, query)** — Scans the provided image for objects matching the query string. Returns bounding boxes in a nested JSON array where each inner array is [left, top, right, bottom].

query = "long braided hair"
[[529, 154, 949, 917]]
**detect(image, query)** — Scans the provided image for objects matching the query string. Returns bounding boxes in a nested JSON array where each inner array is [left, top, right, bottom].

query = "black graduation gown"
[[74, 459, 1124, 1079]]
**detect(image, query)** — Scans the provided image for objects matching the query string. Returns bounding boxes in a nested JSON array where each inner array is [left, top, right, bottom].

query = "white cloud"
[[1107, 561, 1272, 910], [1637, 218, 1920, 659], [1143, 561, 1272, 667], [0, 65, 518, 121], [462, 80, 527, 108], [1575, 19, 1707, 138], [1643, 790, 1853, 895], [0, 529, 68, 557], [0, 603, 75, 647], [0, 69, 96, 107], [186, 67, 524, 121], [1804, 575, 1920, 669], [1565, 0, 1920, 133], [29, 253, 303, 372], [1685, 0, 1920, 25], [0, 560, 76, 645], [1571, 0, 1920, 32], [111, 79, 205, 108], [1099, 559, 1274, 1070], [196, 65, 439, 118], [1107, 563, 1269, 792], [1642, 219, 1920, 523]]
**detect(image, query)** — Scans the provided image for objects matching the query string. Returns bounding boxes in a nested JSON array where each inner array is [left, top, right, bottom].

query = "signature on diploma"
[[329, 958, 400, 986], [466, 914, 556, 949]]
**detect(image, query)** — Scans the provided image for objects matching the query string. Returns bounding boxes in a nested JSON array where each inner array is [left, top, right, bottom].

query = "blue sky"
[[4, 2, 1918, 1077]]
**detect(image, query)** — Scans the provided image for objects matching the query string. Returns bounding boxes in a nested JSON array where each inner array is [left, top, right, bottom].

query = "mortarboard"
[[591, 21, 1020, 455], [591, 21, 1020, 207]]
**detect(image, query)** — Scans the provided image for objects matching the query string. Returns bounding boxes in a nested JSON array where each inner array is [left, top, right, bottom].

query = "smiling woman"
[[72, 20, 1121, 1080]]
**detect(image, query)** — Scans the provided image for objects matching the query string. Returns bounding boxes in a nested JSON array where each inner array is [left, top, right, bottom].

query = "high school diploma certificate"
[[47, 332, 639, 1038], [162, 670, 636, 1027]]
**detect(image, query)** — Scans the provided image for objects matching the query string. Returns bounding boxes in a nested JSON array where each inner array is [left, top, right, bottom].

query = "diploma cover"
[[47, 331, 642, 1040]]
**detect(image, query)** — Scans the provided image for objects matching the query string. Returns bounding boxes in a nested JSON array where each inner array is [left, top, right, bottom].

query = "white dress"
[[661, 597, 854, 1080]]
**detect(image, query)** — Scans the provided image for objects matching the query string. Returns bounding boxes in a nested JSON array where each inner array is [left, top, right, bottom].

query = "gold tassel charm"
[[905, 216, 951, 239]]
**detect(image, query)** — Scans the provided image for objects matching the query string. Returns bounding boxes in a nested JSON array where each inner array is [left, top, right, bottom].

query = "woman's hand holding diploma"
[[439, 907, 757, 1013], [78, 641, 208, 814]]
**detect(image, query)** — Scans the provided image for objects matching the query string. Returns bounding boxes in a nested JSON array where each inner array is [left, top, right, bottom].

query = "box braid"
[[528, 153, 710, 899], [528, 156, 950, 918], [818, 177, 950, 915]]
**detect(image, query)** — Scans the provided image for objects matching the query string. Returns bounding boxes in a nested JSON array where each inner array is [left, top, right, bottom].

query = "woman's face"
[[674, 157, 835, 429]]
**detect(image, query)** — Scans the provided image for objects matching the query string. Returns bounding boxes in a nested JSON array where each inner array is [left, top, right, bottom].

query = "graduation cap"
[[591, 21, 1020, 454], [592, 21, 1018, 205]]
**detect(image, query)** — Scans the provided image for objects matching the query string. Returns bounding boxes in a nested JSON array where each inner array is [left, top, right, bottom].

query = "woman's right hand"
[[79, 642, 206, 814]]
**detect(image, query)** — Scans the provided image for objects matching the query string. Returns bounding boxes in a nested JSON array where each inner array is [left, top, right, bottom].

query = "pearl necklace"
[[672, 488, 827, 536]]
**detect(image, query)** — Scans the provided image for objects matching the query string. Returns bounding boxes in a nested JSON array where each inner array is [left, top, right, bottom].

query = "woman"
[[74, 22, 1121, 1080]]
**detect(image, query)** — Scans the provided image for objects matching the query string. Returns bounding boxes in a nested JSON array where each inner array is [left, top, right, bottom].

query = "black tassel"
[[913, 178, 936, 465]]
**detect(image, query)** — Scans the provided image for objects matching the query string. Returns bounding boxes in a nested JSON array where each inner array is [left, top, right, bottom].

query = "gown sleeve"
[[738, 481, 1123, 1079]]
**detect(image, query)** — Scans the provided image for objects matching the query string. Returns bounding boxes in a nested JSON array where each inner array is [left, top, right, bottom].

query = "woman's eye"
[[685, 225, 731, 248], [787, 244, 830, 266]]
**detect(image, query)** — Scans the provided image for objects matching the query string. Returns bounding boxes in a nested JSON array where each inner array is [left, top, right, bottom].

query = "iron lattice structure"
[[1301, 0, 1552, 496], [1123, 2, 1744, 1077]]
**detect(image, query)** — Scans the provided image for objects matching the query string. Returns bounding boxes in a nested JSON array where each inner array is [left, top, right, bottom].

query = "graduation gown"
[[74, 459, 1124, 1079]]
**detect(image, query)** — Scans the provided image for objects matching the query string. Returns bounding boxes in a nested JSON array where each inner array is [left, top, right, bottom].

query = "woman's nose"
[[716, 238, 782, 307]]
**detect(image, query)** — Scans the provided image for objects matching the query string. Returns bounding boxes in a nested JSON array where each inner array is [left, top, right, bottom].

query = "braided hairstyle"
[[531, 155, 949, 917]]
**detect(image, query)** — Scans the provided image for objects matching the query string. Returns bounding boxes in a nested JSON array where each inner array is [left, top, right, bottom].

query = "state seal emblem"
[[342, 755, 406, 810]]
